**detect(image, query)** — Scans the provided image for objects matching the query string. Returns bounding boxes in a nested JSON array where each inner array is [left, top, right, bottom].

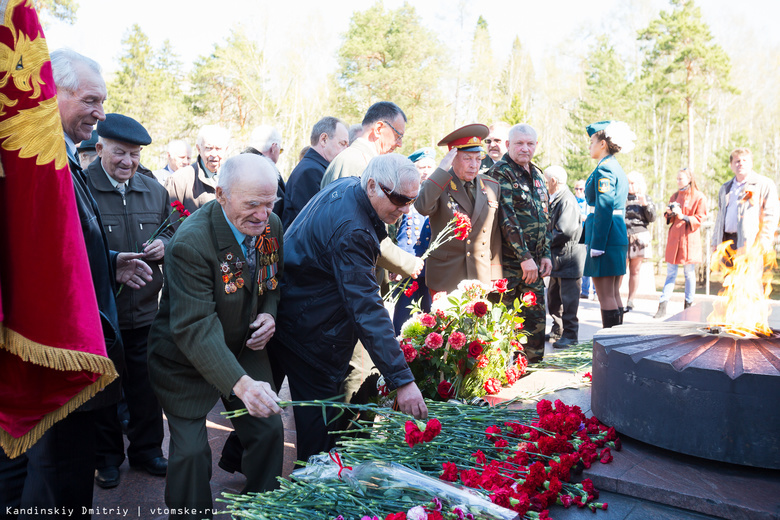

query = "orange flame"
[[707, 240, 776, 337]]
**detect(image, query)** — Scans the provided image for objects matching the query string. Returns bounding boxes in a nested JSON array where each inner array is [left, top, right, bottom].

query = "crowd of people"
[[2, 47, 778, 520]]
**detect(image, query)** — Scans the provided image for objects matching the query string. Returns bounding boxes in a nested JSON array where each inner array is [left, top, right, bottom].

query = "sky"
[[42, 0, 780, 83]]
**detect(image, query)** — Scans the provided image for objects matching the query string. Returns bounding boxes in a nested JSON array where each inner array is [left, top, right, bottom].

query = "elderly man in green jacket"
[[148, 154, 284, 520]]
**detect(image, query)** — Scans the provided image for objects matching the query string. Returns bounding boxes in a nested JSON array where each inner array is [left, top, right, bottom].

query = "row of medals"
[[220, 249, 280, 295]]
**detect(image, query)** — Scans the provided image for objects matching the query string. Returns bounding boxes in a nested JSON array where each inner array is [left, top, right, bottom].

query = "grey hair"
[[167, 139, 191, 155], [508, 123, 538, 142], [50, 48, 102, 92], [249, 125, 282, 153], [217, 153, 276, 198], [544, 165, 567, 185], [360, 153, 420, 194], [626, 170, 647, 195], [310, 117, 344, 146], [196, 125, 230, 149], [348, 123, 364, 145]]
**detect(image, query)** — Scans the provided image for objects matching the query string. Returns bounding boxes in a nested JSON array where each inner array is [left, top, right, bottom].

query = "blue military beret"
[[408, 147, 435, 163], [586, 120, 611, 137], [77, 129, 98, 152], [97, 113, 152, 146]]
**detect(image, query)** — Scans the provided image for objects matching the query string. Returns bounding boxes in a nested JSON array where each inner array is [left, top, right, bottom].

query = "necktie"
[[243, 235, 257, 284], [117, 183, 126, 196], [463, 181, 475, 205]]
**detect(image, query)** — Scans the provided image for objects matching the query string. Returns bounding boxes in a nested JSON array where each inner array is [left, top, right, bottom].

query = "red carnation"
[[440, 462, 459, 482], [171, 200, 186, 214], [422, 418, 442, 442], [483, 377, 502, 394], [437, 380, 455, 399], [453, 212, 472, 240], [447, 331, 467, 350], [491, 278, 508, 293], [403, 281, 418, 297], [419, 313, 437, 328], [477, 355, 489, 368], [404, 421, 424, 448], [467, 341, 483, 358], [424, 332, 443, 349], [521, 291, 537, 306], [505, 367, 520, 385], [473, 301, 488, 317], [401, 343, 418, 363]]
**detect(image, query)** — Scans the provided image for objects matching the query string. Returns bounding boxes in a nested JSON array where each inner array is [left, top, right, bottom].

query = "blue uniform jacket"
[[583, 155, 629, 277]]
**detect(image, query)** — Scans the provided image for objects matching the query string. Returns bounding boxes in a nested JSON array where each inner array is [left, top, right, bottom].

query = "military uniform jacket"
[[86, 160, 173, 330], [415, 167, 502, 292], [487, 155, 551, 286], [147, 200, 283, 419], [164, 156, 216, 215], [583, 155, 629, 277]]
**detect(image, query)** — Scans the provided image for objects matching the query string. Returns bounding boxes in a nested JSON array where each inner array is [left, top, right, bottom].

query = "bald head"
[[216, 154, 278, 236]]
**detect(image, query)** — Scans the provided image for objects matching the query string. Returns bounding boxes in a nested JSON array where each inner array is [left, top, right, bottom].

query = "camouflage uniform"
[[488, 154, 551, 362]]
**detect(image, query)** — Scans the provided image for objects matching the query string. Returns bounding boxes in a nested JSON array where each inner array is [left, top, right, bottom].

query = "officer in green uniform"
[[487, 123, 551, 363], [583, 120, 633, 328]]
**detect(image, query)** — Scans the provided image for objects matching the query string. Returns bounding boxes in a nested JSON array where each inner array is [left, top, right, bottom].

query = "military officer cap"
[[408, 147, 435, 163], [97, 113, 152, 146], [77, 129, 98, 152], [437, 123, 489, 152], [586, 120, 611, 137]]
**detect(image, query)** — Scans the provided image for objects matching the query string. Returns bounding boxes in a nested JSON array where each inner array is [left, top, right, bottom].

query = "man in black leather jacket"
[[271, 153, 428, 462]]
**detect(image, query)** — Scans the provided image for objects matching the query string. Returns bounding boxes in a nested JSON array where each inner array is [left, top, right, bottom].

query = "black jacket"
[[625, 193, 657, 235], [69, 152, 124, 410], [281, 147, 329, 229], [548, 187, 586, 278], [273, 177, 414, 389]]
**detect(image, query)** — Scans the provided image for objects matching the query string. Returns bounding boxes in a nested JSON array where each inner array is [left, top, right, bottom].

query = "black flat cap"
[[77, 129, 98, 152], [97, 113, 152, 146]]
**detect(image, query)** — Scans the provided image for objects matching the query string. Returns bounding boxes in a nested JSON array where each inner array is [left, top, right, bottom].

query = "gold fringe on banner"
[[0, 324, 119, 458]]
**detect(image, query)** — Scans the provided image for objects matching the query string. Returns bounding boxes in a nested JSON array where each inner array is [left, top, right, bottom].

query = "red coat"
[[664, 187, 707, 264]]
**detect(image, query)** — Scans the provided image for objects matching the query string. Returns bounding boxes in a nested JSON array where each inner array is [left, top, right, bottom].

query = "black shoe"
[[580, 293, 588, 299], [553, 337, 578, 349], [600, 309, 622, 328], [218, 456, 242, 474], [95, 466, 120, 489], [684, 300, 693, 309], [130, 456, 167, 476]]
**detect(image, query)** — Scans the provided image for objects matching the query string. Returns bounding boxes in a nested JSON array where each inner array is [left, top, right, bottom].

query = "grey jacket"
[[712, 171, 779, 251]]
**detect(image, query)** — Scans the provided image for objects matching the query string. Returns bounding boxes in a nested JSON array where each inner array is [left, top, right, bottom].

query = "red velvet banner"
[[0, 0, 116, 457]]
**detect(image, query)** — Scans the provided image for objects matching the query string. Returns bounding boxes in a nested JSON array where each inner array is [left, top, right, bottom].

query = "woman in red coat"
[[654, 168, 707, 318]]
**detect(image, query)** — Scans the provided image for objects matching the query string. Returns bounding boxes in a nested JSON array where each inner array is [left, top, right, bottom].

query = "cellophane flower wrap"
[[399, 279, 530, 400]]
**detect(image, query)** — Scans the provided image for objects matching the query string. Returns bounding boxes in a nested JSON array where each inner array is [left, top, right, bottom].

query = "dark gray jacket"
[[548, 187, 586, 278]]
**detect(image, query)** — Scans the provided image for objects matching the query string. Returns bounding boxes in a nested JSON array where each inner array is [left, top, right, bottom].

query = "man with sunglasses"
[[272, 154, 428, 462], [480, 121, 511, 175], [415, 124, 503, 293]]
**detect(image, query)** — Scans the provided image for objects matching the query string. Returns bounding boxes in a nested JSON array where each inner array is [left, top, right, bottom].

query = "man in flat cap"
[[86, 113, 171, 488], [487, 123, 551, 363], [415, 124, 503, 293]]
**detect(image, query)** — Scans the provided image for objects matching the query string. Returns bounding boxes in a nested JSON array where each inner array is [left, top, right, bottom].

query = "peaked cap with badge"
[[414, 124, 502, 292]]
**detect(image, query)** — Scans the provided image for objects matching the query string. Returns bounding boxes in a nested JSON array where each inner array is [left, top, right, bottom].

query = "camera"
[[668, 202, 681, 211]]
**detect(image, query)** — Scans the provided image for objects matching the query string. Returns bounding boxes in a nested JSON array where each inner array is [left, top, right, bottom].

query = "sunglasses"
[[378, 182, 417, 207], [483, 138, 503, 145]]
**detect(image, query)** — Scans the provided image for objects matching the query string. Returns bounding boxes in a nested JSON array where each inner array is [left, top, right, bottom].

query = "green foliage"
[[496, 37, 533, 127], [105, 25, 190, 169], [34, 0, 77, 25], [564, 37, 631, 180], [332, 1, 447, 152], [187, 27, 274, 143]]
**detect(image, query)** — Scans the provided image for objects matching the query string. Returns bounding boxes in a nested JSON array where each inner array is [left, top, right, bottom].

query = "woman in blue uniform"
[[583, 121, 635, 328]]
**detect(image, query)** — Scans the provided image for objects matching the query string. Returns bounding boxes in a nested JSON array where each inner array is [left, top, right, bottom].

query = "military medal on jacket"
[[220, 252, 245, 294], [255, 226, 280, 295]]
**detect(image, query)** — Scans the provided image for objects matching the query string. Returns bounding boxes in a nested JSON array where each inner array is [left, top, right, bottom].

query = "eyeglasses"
[[484, 139, 503, 145], [382, 120, 404, 143], [378, 182, 416, 207]]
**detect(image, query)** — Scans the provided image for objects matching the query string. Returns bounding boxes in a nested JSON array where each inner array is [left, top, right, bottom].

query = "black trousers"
[[0, 410, 97, 519], [547, 277, 582, 341], [274, 344, 346, 464], [95, 325, 163, 468]]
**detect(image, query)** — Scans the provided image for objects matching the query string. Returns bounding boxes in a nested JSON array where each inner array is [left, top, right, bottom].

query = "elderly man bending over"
[[148, 154, 284, 520], [271, 153, 428, 463]]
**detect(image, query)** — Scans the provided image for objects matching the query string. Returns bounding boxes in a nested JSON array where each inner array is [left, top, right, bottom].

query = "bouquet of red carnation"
[[146, 200, 190, 245]]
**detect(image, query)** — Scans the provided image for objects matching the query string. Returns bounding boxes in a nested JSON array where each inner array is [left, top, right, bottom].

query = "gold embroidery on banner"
[[0, 97, 68, 169]]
